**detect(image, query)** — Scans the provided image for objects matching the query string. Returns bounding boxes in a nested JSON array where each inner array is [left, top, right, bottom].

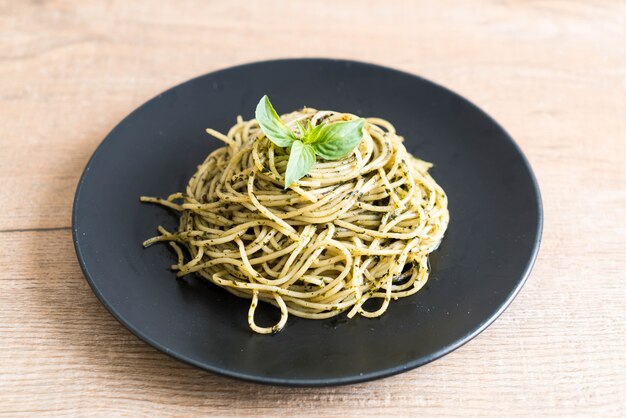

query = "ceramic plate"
[[73, 59, 542, 386]]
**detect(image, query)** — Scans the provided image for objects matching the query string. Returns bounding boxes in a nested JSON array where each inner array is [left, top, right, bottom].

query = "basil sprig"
[[255, 95, 364, 189]]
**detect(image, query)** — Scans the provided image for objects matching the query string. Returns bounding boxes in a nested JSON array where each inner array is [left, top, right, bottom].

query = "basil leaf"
[[303, 121, 325, 144], [255, 95, 296, 147], [284, 140, 316, 189], [310, 118, 365, 160], [295, 120, 307, 138]]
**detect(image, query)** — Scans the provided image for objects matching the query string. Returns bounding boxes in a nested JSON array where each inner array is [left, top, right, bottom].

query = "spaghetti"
[[141, 107, 449, 334]]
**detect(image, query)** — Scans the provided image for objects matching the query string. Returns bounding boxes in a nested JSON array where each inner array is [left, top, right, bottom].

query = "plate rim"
[[72, 57, 543, 387]]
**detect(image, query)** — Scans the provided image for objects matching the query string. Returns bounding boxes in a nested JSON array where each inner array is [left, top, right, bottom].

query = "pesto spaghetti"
[[141, 101, 449, 334]]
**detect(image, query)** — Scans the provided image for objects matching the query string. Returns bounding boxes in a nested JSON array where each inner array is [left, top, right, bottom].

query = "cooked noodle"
[[141, 107, 449, 334]]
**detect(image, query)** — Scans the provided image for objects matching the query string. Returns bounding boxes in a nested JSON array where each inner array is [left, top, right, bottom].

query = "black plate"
[[73, 59, 542, 386]]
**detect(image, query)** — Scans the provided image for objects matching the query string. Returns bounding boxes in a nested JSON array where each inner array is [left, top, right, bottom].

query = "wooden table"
[[1, 0, 624, 415]]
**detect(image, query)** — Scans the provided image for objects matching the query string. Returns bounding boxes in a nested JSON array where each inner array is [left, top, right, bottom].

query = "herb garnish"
[[255, 95, 364, 188]]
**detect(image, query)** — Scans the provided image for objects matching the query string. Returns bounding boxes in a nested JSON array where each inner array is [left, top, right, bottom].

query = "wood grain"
[[1, 0, 625, 416]]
